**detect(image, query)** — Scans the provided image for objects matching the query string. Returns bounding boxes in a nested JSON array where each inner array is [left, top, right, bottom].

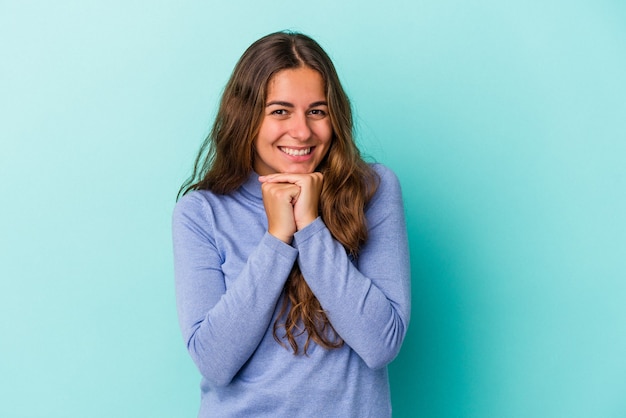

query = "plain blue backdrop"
[[1, 1, 625, 417]]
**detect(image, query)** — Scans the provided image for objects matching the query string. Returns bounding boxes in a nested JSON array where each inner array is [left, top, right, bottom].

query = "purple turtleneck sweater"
[[172, 164, 410, 417]]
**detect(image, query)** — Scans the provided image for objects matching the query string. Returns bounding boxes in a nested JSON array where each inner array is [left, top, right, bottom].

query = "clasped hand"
[[259, 172, 323, 243]]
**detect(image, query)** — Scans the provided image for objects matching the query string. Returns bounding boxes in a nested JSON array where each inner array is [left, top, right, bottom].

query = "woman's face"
[[253, 67, 333, 176]]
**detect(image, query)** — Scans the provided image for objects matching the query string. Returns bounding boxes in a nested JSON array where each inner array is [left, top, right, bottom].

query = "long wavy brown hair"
[[178, 31, 379, 354]]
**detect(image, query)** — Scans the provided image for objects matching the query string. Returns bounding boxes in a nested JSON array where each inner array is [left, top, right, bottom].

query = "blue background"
[[1, 1, 625, 417]]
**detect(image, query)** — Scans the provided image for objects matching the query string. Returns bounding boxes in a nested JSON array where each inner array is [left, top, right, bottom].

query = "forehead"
[[266, 67, 326, 99]]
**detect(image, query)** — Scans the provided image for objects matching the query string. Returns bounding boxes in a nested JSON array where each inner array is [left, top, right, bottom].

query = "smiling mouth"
[[279, 146, 312, 156]]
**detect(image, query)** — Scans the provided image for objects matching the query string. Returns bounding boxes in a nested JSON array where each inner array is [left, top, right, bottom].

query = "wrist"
[[268, 228, 294, 244], [296, 215, 318, 231]]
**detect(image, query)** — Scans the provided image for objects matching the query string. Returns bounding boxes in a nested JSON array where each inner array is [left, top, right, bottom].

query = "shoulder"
[[363, 163, 404, 222], [368, 163, 403, 201], [172, 190, 233, 247], [173, 190, 213, 218], [172, 189, 223, 233], [363, 164, 407, 231]]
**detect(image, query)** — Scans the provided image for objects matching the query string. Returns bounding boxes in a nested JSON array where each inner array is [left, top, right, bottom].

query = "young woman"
[[172, 31, 410, 417]]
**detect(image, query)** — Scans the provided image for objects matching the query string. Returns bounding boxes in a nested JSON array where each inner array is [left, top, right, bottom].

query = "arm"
[[293, 165, 411, 369], [172, 192, 298, 386]]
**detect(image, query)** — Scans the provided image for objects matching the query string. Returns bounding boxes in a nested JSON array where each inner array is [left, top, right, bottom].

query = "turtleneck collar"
[[240, 171, 263, 201]]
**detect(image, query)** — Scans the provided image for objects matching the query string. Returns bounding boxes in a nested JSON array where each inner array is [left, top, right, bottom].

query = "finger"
[[259, 172, 323, 185], [261, 182, 301, 203]]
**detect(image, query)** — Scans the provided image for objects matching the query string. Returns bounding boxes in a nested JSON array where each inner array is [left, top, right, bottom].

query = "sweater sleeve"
[[172, 192, 298, 386], [292, 164, 411, 369]]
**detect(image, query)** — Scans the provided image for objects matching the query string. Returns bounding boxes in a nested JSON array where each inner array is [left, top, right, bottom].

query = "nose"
[[288, 113, 312, 141]]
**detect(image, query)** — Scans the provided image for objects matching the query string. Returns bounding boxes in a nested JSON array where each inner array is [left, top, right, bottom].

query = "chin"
[[287, 166, 316, 174]]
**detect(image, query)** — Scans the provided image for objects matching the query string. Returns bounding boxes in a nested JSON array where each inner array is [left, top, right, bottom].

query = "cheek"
[[258, 121, 283, 143], [316, 122, 333, 144], [324, 130, 334, 146]]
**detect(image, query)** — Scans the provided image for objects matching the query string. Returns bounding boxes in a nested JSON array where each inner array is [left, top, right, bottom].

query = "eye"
[[270, 109, 288, 116], [308, 109, 327, 119]]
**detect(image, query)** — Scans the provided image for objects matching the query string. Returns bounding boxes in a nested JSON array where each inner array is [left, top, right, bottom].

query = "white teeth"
[[280, 147, 311, 156]]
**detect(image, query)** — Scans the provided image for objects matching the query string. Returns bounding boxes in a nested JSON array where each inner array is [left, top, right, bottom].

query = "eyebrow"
[[266, 100, 328, 108]]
